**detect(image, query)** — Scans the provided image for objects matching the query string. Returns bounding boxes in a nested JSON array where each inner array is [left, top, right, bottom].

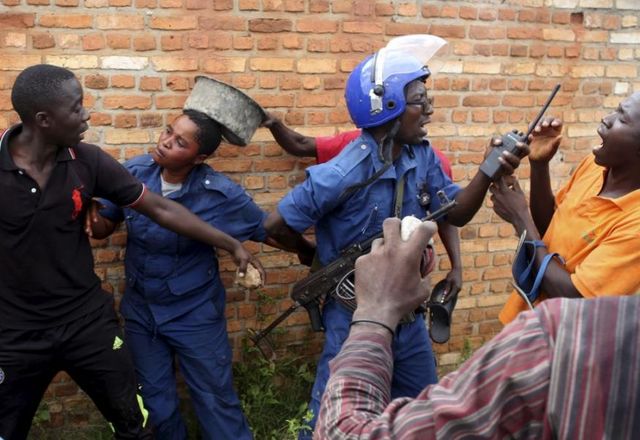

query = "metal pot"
[[183, 75, 265, 146]]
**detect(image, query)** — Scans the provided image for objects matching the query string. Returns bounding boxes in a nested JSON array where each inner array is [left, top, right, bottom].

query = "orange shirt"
[[500, 154, 640, 324]]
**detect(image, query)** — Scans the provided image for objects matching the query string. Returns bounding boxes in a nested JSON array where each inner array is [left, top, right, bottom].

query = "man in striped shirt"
[[316, 217, 640, 439]]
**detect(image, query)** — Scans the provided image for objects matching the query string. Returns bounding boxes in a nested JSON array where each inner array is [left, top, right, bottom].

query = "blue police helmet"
[[345, 50, 431, 129]]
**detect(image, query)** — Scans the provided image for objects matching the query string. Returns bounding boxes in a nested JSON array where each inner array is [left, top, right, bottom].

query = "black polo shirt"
[[0, 124, 145, 329]]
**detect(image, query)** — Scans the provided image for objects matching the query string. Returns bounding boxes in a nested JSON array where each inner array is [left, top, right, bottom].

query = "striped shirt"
[[316, 297, 640, 439]]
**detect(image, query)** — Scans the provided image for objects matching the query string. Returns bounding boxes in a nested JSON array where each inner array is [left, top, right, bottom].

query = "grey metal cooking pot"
[[183, 75, 265, 146]]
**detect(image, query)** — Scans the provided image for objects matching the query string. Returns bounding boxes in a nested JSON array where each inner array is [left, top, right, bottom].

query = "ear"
[[34, 111, 51, 128], [193, 153, 208, 165]]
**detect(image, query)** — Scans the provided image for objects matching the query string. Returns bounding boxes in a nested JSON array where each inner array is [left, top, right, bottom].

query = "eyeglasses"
[[406, 97, 434, 114]]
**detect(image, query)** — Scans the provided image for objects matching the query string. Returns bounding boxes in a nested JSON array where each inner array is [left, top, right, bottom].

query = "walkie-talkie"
[[480, 84, 561, 179]]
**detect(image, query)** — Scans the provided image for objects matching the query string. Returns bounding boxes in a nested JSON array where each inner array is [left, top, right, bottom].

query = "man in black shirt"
[[0, 64, 262, 439]]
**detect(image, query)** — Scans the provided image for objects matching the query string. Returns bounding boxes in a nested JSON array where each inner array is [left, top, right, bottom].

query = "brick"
[[188, 34, 208, 49], [504, 62, 536, 75], [462, 95, 500, 107], [32, 32, 55, 48], [161, 35, 183, 51], [0, 13, 35, 28], [374, 2, 393, 16], [103, 95, 151, 110], [202, 57, 245, 74], [101, 56, 147, 70], [578, 0, 612, 6], [257, 36, 278, 50], [249, 57, 294, 72], [84, 74, 108, 89], [507, 27, 542, 39], [536, 64, 570, 77], [570, 65, 605, 78], [249, 18, 292, 33], [578, 30, 608, 43], [309, 0, 329, 12], [610, 32, 640, 44], [40, 14, 92, 28], [111, 75, 135, 88], [200, 15, 246, 31], [150, 16, 197, 30], [151, 57, 198, 71], [156, 95, 186, 109], [82, 33, 104, 51], [212, 0, 232, 9], [463, 62, 500, 74], [4, 32, 26, 48], [104, 129, 151, 144], [166, 76, 190, 91], [114, 114, 137, 128], [605, 64, 637, 78], [502, 95, 535, 107], [133, 35, 155, 51], [385, 22, 431, 36], [397, 2, 418, 16], [90, 112, 111, 125], [106, 34, 130, 49], [543, 28, 575, 41], [297, 58, 336, 74], [296, 19, 338, 33], [252, 93, 295, 108], [469, 25, 506, 39], [96, 15, 144, 30], [186, 0, 208, 8], [343, 21, 383, 34], [45, 55, 98, 69], [430, 24, 466, 39], [140, 113, 162, 127]]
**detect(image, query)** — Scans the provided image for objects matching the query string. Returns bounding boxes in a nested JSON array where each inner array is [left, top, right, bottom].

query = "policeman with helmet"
[[265, 34, 527, 438]]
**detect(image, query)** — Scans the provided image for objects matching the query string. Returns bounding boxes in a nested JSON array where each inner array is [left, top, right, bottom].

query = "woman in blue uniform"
[[88, 109, 313, 440]]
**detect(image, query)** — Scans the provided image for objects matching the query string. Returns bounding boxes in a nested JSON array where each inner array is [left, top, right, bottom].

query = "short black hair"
[[11, 64, 77, 122], [183, 109, 223, 156]]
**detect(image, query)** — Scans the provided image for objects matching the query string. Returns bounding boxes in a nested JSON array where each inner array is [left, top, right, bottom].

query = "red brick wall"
[[1, 0, 639, 431]]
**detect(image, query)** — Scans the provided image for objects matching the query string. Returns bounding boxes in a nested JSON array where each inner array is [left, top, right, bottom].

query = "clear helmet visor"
[[376, 34, 448, 82]]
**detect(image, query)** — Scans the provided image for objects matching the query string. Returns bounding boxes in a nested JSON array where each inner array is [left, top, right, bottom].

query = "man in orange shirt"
[[490, 93, 640, 324]]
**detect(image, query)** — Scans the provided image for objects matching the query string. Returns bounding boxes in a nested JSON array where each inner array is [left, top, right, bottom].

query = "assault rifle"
[[248, 191, 457, 352]]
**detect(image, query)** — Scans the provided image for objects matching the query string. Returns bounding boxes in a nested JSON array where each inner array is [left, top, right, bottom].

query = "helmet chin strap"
[[338, 118, 401, 202]]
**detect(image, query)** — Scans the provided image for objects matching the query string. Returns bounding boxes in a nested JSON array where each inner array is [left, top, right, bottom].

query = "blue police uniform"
[[101, 154, 266, 440], [277, 131, 461, 437]]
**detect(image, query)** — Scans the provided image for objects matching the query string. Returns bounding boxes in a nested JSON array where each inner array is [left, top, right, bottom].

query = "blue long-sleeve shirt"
[[101, 154, 267, 325]]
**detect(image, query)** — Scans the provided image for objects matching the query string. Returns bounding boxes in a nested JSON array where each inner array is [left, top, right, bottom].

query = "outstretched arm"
[[262, 112, 317, 158], [446, 137, 529, 227], [134, 190, 264, 277]]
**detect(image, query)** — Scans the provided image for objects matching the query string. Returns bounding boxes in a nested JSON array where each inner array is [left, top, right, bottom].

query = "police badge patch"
[[0, 367, 5, 384]]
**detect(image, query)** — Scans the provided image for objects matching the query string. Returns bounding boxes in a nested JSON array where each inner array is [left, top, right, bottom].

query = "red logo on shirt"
[[71, 187, 83, 220]]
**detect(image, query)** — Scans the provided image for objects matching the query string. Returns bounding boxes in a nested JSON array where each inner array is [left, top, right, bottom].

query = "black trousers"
[[0, 301, 153, 440]]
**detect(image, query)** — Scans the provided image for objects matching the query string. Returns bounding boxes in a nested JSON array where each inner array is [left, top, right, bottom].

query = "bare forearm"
[[529, 163, 556, 236], [267, 119, 316, 158], [447, 172, 492, 226], [515, 216, 581, 299], [438, 221, 462, 270]]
